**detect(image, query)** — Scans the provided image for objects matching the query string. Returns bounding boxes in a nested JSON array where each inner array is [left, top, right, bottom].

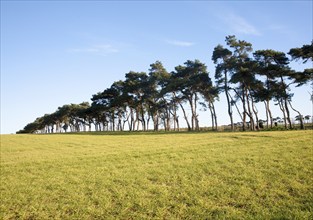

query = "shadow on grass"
[[41, 130, 219, 136], [31, 126, 311, 136]]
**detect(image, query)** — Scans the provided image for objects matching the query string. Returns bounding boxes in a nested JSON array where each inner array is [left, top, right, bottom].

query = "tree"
[[17, 118, 42, 134], [212, 44, 234, 130], [253, 49, 283, 129], [287, 42, 313, 129], [225, 35, 257, 131], [147, 61, 175, 131], [269, 52, 294, 129], [253, 49, 304, 130], [123, 71, 149, 131], [288, 42, 313, 99], [75, 102, 91, 132], [171, 60, 210, 131], [54, 104, 71, 132], [288, 41, 313, 63], [304, 115, 311, 124], [91, 84, 123, 131]]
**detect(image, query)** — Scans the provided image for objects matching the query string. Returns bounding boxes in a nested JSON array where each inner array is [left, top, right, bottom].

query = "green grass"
[[1, 131, 313, 219]]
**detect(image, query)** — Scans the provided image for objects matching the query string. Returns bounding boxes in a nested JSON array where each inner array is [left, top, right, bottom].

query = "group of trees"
[[213, 36, 312, 131], [17, 36, 312, 134]]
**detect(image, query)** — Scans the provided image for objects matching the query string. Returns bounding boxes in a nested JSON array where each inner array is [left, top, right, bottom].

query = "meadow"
[[1, 130, 312, 219]]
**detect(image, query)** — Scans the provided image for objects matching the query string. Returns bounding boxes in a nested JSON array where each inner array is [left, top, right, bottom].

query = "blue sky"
[[1, 0, 312, 134]]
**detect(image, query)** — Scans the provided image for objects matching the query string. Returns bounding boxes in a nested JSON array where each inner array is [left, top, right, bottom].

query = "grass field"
[[1, 131, 312, 219]]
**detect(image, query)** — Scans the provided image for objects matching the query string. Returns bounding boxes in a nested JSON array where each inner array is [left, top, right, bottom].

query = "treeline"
[[17, 35, 312, 134]]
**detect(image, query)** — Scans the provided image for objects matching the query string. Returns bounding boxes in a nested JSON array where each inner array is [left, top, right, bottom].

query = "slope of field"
[[1, 131, 312, 219]]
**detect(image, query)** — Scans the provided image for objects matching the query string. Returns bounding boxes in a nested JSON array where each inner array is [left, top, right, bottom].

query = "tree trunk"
[[131, 108, 136, 131], [284, 97, 292, 129], [226, 90, 234, 131], [246, 89, 255, 131], [278, 99, 287, 129], [224, 71, 234, 131], [112, 111, 115, 132], [140, 104, 146, 131], [146, 115, 150, 131], [188, 95, 195, 131], [288, 100, 304, 129], [169, 104, 178, 131], [83, 120, 87, 132], [166, 107, 171, 131], [179, 103, 191, 131], [209, 103, 214, 130], [267, 100, 273, 128], [264, 100, 273, 129], [252, 98, 259, 130], [242, 86, 247, 131], [194, 93, 199, 131], [230, 88, 243, 122], [265, 76, 273, 129], [173, 109, 177, 131], [172, 92, 179, 131], [128, 108, 133, 131], [135, 109, 140, 131], [280, 76, 292, 129], [176, 116, 180, 131], [153, 112, 159, 131], [212, 102, 218, 130], [264, 101, 269, 129], [195, 116, 199, 131], [118, 111, 122, 131]]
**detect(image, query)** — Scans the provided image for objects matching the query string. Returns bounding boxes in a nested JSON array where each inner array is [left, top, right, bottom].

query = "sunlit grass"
[[1, 131, 312, 219]]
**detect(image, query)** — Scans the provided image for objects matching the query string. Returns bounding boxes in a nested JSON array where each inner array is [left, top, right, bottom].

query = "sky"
[[1, 0, 312, 134]]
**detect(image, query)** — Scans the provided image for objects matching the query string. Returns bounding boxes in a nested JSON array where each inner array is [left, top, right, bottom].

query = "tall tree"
[[287, 42, 313, 129], [253, 50, 282, 129], [123, 71, 149, 131], [226, 35, 256, 131], [267, 51, 294, 129], [212, 44, 234, 130], [91, 87, 119, 131], [171, 60, 210, 131], [147, 61, 171, 131]]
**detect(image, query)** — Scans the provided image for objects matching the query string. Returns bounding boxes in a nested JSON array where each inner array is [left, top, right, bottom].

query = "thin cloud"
[[166, 40, 195, 47], [222, 13, 261, 36], [67, 44, 119, 54]]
